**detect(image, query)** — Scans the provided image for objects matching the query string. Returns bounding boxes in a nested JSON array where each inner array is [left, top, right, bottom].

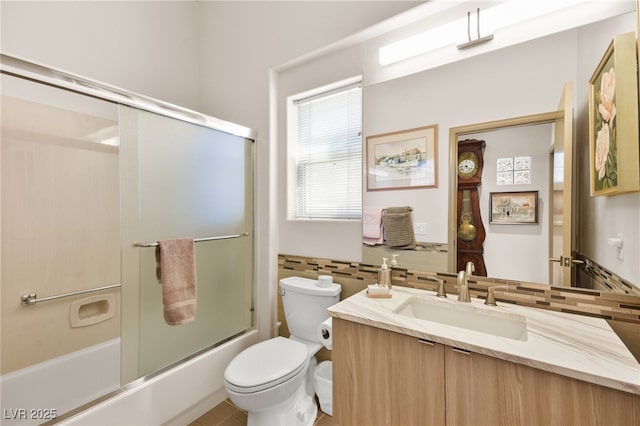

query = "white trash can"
[[313, 360, 333, 416]]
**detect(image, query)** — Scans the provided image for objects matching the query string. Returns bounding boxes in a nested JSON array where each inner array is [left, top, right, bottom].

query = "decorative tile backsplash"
[[575, 253, 640, 296], [278, 253, 640, 324]]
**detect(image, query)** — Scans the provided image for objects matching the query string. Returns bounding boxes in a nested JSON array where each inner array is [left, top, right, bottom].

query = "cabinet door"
[[445, 345, 640, 426], [332, 318, 445, 426], [445, 345, 525, 426]]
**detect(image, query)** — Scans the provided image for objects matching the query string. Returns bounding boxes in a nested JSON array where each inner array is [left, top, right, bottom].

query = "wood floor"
[[188, 398, 332, 426]]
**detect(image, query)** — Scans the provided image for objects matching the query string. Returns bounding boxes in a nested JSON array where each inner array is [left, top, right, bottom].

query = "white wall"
[[467, 125, 553, 284], [1, 1, 202, 110], [199, 1, 420, 266], [197, 1, 421, 343], [277, 43, 369, 260], [198, 1, 421, 130], [364, 33, 576, 244], [278, 29, 578, 261], [1, 1, 422, 423], [576, 13, 640, 286]]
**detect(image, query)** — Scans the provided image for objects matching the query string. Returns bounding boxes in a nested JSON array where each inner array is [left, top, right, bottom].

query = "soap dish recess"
[[70, 294, 116, 328]]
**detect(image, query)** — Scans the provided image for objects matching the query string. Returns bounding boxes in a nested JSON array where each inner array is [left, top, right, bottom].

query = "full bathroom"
[[1, 1, 640, 425]]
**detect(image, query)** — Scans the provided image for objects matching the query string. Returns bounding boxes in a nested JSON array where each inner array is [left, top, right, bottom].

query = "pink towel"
[[363, 208, 384, 245], [155, 239, 197, 325]]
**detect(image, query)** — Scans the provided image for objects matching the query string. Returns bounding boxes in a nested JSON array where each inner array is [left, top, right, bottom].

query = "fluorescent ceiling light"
[[379, 0, 588, 66]]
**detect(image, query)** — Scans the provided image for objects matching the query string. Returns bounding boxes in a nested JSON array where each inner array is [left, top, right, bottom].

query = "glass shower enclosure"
[[1, 54, 255, 422], [120, 106, 255, 382]]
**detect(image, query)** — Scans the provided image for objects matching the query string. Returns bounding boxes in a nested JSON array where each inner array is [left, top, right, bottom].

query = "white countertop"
[[327, 286, 640, 395]]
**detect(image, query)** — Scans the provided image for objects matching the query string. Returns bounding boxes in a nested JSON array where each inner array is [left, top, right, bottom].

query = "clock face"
[[458, 152, 479, 178]]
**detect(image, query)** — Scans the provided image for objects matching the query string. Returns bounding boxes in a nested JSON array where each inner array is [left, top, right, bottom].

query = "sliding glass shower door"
[[120, 106, 254, 382]]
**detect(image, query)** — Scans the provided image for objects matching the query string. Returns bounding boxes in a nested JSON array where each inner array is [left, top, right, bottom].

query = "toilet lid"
[[224, 337, 309, 393]]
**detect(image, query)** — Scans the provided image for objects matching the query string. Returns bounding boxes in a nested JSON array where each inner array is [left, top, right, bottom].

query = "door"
[[549, 82, 575, 286]]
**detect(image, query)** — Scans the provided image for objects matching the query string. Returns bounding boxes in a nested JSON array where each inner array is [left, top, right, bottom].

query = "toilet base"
[[246, 383, 317, 426]]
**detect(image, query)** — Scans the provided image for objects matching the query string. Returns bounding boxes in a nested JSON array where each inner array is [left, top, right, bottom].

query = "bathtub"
[[1, 338, 121, 425]]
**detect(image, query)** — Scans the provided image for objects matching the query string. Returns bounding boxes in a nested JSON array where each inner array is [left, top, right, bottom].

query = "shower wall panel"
[[1, 79, 121, 375]]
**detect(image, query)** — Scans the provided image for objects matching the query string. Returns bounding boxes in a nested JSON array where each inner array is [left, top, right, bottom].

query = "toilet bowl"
[[224, 276, 341, 426], [225, 337, 317, 425]]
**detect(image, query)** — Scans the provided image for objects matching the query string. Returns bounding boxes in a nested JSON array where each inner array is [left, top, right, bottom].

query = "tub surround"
[[2, 94, 121, 375], [327, 286, 640, 395]]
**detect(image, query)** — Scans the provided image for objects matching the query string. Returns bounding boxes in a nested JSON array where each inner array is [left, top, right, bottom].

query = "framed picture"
[[497, 157, 513, 172], [497, 171, 514, 185], [366, 124, 437, 191], [514, 156, 532, 171], [489, 191, 539, 224], [589, 31, 640, 196]]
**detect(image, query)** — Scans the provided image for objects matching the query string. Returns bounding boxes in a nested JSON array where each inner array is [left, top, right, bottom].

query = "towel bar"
[[133, 232, 249, 248], [21, 283, 122, 307]]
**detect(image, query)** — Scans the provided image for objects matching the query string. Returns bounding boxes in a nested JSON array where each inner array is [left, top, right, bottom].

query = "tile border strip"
[[279, 253, 640, 324]]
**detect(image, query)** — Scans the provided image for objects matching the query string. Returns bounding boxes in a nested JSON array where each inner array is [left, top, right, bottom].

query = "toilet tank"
[[280, 277, 341, 342]]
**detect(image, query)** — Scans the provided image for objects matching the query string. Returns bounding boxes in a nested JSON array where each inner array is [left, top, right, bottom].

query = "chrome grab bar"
[[133, 232, 249, 248], [21, 233, 250, 305], [21, 283, 122, 307]]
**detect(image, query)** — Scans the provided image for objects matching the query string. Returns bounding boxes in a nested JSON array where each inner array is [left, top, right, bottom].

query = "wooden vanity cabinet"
[[332, 317, 445, 426], [445, 345, 640, 426], [332, 318, 640, 426]]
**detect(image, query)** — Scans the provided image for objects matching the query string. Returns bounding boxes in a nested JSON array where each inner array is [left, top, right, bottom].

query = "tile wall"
[[277, 254, 640, 325]]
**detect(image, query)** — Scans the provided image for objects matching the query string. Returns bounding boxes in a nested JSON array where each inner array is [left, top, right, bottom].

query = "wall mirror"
[[447, 95, 571, 287], [362, 5, 639, 295]]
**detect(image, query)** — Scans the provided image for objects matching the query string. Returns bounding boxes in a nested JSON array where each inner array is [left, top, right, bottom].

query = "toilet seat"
[[224, 337, 309, 394]]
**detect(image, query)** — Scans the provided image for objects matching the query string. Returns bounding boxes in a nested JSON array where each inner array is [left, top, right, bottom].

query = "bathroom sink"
[[394, 297, 528, 341]]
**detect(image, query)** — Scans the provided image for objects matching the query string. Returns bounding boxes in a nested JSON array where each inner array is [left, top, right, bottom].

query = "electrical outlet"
[[415, 222, 426, 234]]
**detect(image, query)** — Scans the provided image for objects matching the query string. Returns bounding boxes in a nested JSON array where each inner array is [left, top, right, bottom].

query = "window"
[[291, 79, 362, 220]]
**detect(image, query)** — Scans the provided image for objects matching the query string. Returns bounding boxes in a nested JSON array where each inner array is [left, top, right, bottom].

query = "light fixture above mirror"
[[378, 0, 629, 67]]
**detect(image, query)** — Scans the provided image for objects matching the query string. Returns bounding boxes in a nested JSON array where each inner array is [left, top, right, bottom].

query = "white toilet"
[[224, 276, 341, 426]]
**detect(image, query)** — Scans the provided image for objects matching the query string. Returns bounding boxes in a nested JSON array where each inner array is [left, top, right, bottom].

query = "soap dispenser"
[[378, 257, 391, 289]]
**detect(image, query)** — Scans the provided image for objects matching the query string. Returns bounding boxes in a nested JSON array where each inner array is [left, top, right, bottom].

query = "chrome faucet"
[[457, 261, 474, 302], [424, 276, 446, 298]]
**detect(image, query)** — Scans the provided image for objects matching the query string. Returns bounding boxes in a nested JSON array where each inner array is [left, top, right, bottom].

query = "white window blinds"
[[294, 82, 362, 219]]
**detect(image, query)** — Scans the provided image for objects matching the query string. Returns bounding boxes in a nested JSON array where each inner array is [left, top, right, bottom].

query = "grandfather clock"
[[456, 139, 487, 276]]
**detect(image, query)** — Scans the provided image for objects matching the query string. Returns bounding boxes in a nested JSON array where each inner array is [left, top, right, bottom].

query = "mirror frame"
[[447, 110, 564, 275]]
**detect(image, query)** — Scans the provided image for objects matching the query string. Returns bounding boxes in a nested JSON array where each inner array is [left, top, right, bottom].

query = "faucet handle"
[[436, 279, 446, 298], [484, 285, 509, 306]]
